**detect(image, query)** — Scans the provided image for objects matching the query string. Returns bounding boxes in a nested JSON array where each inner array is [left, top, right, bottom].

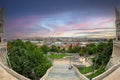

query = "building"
[[0, 8, 8, 66], [106, 8, 120, 69]]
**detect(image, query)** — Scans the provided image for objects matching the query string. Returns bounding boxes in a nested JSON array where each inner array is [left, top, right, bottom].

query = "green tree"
[[93, 39, 113, 69], [72, 45, 80, 53], [87, 44, 97, 55], [40, 45, 49, 54], [67, 44, 73, 53], [50, 45, 59, 52], [8, 40, 52, 80]]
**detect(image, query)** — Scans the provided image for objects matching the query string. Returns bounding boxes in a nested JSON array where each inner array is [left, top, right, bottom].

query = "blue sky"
[[0, 0, 120, 39]]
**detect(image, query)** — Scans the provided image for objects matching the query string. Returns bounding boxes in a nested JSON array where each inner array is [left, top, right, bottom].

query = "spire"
[[115, 7, 120, 20]]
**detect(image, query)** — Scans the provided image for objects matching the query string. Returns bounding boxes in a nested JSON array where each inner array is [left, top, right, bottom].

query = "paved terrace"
[[46, 59, 80, 80], [1, 57, 120, 80], [104, 67, 120, 80]]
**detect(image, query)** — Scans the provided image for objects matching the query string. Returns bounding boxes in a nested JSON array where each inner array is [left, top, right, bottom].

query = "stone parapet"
[[40, 67, 53, 80], [0, 61, 30, 80], [92, 62, 120, 80], [0, 42, 7, 66], [72, 64, 89, 80], [113, 41, 120, 47], [0, 42, 7, 48]]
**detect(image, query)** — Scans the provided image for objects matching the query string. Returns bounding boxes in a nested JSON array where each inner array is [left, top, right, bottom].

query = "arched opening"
[[0, 37, 1, 42], [0, 23, 2, 33]]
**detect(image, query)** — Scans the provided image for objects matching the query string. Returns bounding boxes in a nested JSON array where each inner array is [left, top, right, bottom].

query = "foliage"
[[79, 47, 87, 56], [78, 66, 93, 74], [60, 48, 66, 53], [87, 44, 97, 55], [8, 39, 52, 80], [67, 44, 73, 53], [77, 39, 113, 79], [72, 45, 81, 53], [49, 45, 59, 52], [35, 61, 52, 77], [87, 68, 105, 78], [48, 53, 72, 59], [40, 45, 49, 54], [67, 44, 81, 53], [93, 39, 113, 69]]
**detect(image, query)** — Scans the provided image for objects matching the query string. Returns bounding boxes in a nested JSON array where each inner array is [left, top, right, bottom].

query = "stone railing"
[[40, 66, 53, 80], [92, 62, 120, 80], [113, 41, 120, 47], [72, 64, 89, 80], [0, 61, 30, 80], [0, 42, 7, 48]]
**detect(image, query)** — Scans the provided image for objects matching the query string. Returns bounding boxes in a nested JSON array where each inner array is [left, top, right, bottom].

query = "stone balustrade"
[[40, 67, 53, 80], [0, 42, 7, 46], [113, 41, 120, 47], [72, 64, 89, 80], [0, 61, 30, 80], [92, 62, 120, 80], [0, 42, 7, 66]]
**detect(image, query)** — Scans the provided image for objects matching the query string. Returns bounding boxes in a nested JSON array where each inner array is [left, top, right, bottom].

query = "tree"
[[67, 44, 73, 53], [8, 40, 52, 80], [72, 45, 80, 53], [96, 42, 106, 53], [40, 45, 49, 54], [87, 44, 97, 55], [60, 48, 66, 53], [92, 39, 113, 69], [50, 45, 59, 52]]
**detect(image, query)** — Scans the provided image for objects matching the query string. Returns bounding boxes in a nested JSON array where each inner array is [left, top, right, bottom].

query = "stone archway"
[[0, 37, 1, 42]]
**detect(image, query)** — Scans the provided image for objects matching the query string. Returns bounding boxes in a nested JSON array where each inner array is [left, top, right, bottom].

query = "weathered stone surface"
[[46, 60, 80, 80], [0, 65, 18, 80], [103, 67, 120, 80], [106, 8, 120, 69]]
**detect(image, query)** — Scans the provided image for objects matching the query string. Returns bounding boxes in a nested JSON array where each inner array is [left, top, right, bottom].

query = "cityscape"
[[0, 0, 120, 80]]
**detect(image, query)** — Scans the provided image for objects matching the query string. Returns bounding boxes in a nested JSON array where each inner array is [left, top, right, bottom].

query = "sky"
[[0, 0, 120, 39]]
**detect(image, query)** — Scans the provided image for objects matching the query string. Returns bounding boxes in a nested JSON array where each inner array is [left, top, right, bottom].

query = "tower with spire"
[[0, 8, 4, 42], [106, 8, 120, 69], [0, 8, 8, 66], [115, 8, 120, 41]]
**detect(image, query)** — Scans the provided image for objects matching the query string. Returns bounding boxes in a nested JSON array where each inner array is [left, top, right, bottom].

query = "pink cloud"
[[6, 15, 41, 29], [96, 18, 115, 26], [5, 14, 115, 39], [50, 17, 115, 37]]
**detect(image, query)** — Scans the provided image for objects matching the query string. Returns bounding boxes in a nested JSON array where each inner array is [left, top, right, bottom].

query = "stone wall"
[[0, 61, 30, 80], [92, 62, 120, 80], [72, 64, 89, 80], [106, 41, 120, 69], [0, 42, 8, 66], [40, 67, 53, 80]]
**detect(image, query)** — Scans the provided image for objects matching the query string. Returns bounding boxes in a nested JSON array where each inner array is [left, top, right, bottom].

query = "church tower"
[[106, 8, 120, 69], [0, 8, 8, 66], [0, 8, 4, 42], [115, 8, 120, 41]]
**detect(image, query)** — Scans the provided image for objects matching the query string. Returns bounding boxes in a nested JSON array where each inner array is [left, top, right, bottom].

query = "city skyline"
[[0, 0, 120, 39]]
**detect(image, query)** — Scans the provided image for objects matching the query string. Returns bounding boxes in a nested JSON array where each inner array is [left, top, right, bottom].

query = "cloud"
[[5, 15, 52, 39], [4, 11, 116, 39]]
